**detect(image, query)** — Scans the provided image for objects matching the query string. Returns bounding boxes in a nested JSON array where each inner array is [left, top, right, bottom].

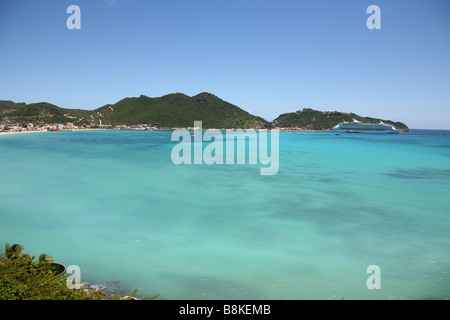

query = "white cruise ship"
[[332, 120, 400, 134]]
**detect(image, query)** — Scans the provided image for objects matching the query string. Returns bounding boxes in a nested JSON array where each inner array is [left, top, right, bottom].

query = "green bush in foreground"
[[0, 243, 158, 300]]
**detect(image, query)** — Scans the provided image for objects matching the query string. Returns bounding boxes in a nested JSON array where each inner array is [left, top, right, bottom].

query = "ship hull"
[[332, 122, 401, 134], [333, 129, 400, 134]]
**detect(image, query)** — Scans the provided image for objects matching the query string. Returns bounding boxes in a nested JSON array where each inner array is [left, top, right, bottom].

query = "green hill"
[[0, 93, 269, 129], [94, 92, 269, 129], [0, 95, 409, 131], [0, 100, 27, 112], [0, 100, 91, 126], [272, 108, 409, 132]]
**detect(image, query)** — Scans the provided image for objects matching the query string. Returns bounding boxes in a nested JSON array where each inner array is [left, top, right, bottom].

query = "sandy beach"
[[0, 129, 103, 135], [0, 130, 47, 135]]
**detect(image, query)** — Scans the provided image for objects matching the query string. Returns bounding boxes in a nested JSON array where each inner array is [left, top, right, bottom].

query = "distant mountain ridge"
[[0, 93, 409, 131]]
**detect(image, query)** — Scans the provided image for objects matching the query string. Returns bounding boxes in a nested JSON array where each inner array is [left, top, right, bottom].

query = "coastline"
[[0, 127, 414, 136], [0, 128, 108, 135], [0, 130, 48, 135]]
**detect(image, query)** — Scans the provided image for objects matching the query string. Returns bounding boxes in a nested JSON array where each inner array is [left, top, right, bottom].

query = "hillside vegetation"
[[0, 94, 409, 131], [0, 243, 158, 300], [0, 93, 269, 129], [95, 92, 269, 128], [273, 108, 409, 131]]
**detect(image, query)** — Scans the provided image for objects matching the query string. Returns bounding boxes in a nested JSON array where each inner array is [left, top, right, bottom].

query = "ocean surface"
[[0, 129, 449, 300]]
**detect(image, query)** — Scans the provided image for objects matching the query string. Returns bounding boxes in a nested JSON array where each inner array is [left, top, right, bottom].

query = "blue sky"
[[1, 0, 449, 129]]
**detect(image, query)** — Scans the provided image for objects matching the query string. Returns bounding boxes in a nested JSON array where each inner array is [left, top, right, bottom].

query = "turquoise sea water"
[[0, 129, 449, 300]]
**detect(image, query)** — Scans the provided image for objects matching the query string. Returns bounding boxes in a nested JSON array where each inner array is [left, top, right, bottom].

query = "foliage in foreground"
[[0, 243, 158, 300]]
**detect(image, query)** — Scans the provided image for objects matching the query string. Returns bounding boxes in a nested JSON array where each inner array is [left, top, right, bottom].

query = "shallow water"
[[0, 129, 449, 299]]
